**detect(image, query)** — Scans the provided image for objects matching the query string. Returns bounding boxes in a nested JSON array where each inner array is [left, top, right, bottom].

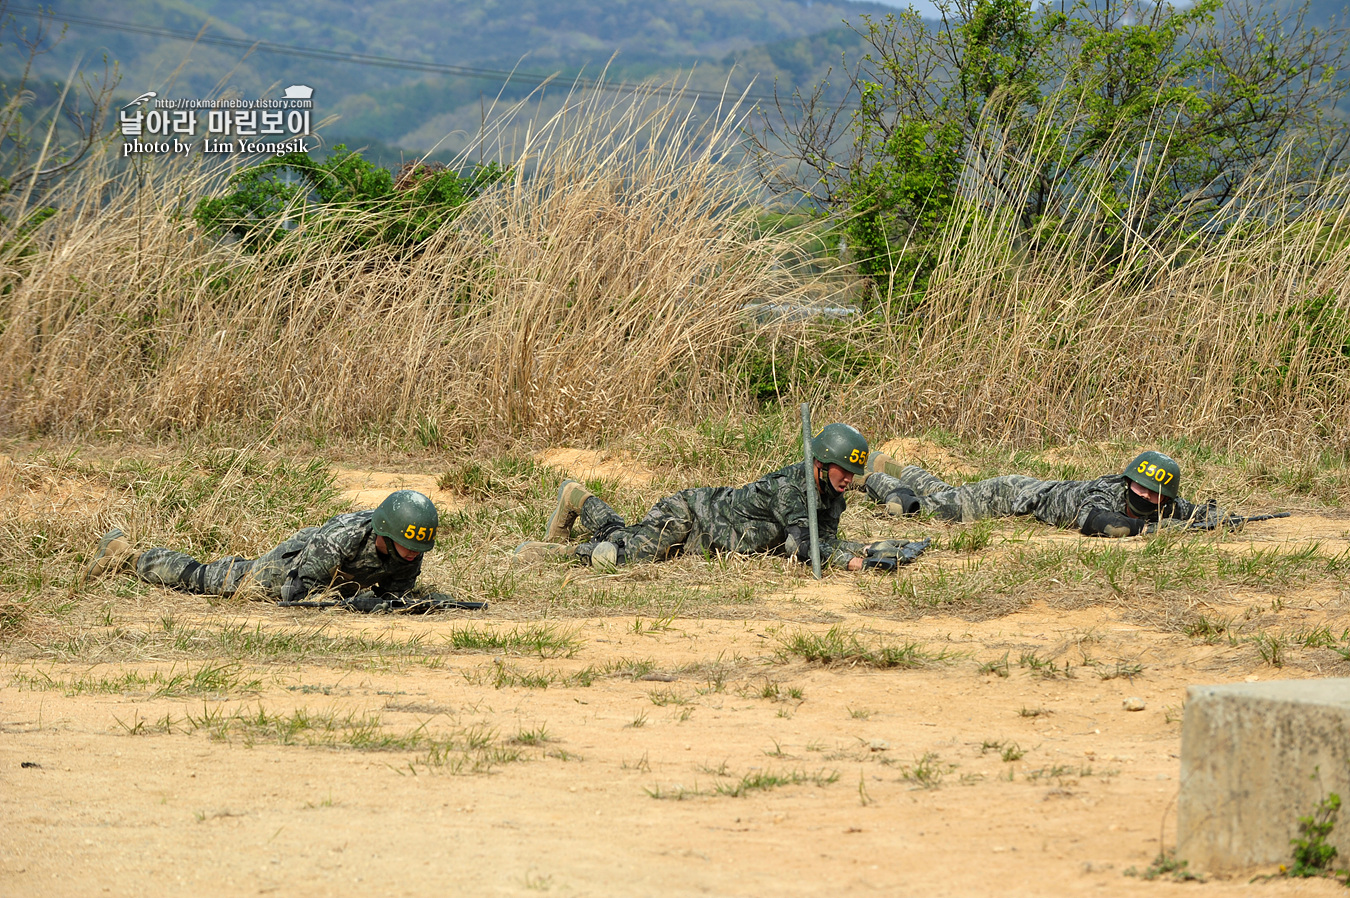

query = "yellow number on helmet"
[[1137, 461, 1148, 473], [415, 527, 426, 541], [404, 524, 417, 539], [1153, 469, 1165, 483]]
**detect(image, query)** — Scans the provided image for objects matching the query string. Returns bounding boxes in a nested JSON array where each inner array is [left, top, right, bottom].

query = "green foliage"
[[1289, 792, 1346, 879], [192, 145, 506, 251], [843, 118, 962, 306], [765, 0, 1350, 304], [775, 626, 955, 668]]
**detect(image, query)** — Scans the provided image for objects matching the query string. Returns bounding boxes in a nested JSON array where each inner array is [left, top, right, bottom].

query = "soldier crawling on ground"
[[514, 424, 929, 571], [85, 489, 471, 611], [857, 448, 1283, 537]]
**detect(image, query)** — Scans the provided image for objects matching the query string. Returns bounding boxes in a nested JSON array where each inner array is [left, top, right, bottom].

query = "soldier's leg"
[[619, 491, 700, 563], [866, 466, 957, 517], [573, 494, 630, 567], [136, 548, 256, 596], [577, 495, 627, 542], [576, 490, 700, 566], [914, 474, 1044, 522]]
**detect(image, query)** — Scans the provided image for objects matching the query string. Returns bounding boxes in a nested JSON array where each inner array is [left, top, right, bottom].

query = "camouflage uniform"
[[576, 461, 865, 567], [136, 510, 422, 601], [865, 466, 1203, 533]]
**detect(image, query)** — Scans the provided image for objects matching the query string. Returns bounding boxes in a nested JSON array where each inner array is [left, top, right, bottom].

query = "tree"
[[753, 0, 1350, 304], [193, 146, 506, 252]]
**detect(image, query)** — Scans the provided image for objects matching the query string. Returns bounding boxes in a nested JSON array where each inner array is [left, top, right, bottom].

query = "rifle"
[[1188, 507, 1290, 529], [278, 590, 488, 613], [1189, 511, 1291, 531]]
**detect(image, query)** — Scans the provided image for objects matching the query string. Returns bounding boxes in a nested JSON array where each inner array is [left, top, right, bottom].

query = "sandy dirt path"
[[3, 456, 1348, 896]]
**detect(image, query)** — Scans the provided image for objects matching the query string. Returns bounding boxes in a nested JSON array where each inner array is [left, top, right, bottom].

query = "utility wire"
[[8, 5, 805, 106]]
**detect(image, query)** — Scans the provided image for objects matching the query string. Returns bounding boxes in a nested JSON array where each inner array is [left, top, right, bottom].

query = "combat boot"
[[883, 487, 922, 517], [511, 541, 572, 565], [84, 528, 140, 581], [545, 480, 594, 542], [854, 449, 905, 490]]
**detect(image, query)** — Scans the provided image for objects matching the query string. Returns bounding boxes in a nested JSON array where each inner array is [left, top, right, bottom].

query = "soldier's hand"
[[341, 590, 393, 613], [1081, 509, 1144, 538], [862, 538, 931, 571]]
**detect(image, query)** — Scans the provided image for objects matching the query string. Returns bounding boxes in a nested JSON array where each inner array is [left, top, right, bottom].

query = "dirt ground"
[[3, 449, 1350, 897]]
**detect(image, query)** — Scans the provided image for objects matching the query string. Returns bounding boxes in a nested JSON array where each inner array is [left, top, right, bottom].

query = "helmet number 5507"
[[1136, 461, 1173, 485]]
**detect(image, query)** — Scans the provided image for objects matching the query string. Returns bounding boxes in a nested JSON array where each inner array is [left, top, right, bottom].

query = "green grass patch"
[[712, 768, 840, 797], [14, 662, 260, 697], [775, 626, 956, 668], [146, 703, 533, 775]]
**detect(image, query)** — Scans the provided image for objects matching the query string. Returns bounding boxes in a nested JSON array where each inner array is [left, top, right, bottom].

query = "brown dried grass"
[[0, 81, 818, 446], [2, 80, 1350, 463]]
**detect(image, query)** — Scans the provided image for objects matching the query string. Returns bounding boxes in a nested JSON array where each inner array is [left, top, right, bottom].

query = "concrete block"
[[1178, 679, 1350, 874]]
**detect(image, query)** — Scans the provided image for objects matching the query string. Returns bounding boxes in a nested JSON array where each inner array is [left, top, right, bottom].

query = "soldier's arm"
[[775, 485, 860, 569], [289, 519, 366, 597], [1073, 480, 1137, 536], [375, 564, 420, 597]]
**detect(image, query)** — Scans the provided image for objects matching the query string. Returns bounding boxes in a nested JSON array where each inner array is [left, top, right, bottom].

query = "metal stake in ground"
[[801, 402, 822, 580]]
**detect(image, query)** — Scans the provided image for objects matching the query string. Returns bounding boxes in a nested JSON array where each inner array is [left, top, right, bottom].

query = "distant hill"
[[10, 0, 901, 159]]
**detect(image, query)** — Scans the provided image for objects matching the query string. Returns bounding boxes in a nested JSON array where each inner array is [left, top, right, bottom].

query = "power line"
[[7, 6, 802, 107]]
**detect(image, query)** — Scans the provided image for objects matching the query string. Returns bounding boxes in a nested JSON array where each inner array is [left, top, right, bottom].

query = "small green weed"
[[901, 752, 953, 789], [776, 627, 955, 669], [713, 768, 839, 797], [1124, 851, 1201, 881], [947, 520, 996, 553], [977, 652, 1010, 677], [1097, 661, 1145, 681], [509, 725, 555, 747], [1288, 793, 1348, 880]]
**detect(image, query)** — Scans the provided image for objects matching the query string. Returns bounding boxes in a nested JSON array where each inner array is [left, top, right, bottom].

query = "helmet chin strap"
[[815, 463, 840, 503]]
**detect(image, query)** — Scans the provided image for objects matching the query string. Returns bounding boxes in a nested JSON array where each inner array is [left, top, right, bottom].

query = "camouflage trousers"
[[576, 491, 715, 564], [136, 545, 293, 598], [864, 466, 1043, 523]]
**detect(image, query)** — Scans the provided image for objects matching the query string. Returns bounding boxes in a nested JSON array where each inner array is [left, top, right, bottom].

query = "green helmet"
[[1124, 450, 1181, 501], [371, 489, 439, 553], [812, 423, 870, 475]]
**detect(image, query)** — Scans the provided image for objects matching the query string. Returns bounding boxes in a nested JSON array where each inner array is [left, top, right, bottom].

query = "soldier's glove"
[[341, 589, 395, 613], [883, 488, 922, 517], [861, 538, 931, 572], [1081, 509, 1145, 538], [279, 569, 307, 604]]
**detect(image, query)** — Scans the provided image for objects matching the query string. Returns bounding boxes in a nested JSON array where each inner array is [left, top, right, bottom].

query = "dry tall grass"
[[845, 106, 1350, 457], [0, 82, 811, 446], [2, 80, 1350, 458]]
